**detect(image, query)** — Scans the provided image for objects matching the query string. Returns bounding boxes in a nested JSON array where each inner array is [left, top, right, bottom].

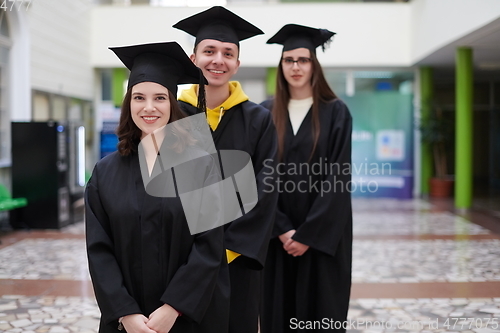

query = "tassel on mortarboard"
[[196, 67, 207, 115], [319, 28, 334, 52]]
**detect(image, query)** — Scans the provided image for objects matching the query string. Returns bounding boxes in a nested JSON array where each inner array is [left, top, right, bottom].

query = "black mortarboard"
[[109, 41, 207, 95], [266, 24, 335, 53], [173, 6, 264, 47], [109, 41, 207, 112]]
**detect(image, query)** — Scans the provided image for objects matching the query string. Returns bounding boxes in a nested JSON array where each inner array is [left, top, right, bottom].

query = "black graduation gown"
[[85, 150, 229, 333], [259, 99, 353, 333], [179, 100, 279, 333]]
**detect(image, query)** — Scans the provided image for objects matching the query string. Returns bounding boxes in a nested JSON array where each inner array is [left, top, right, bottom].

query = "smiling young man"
[[173, 6, 278, 333]]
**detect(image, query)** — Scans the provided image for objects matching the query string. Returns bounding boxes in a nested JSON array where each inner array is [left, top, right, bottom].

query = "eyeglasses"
[[281, 57, 312, 66]]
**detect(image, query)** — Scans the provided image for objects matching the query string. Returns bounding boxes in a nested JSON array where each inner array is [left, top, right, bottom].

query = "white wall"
[[22, 1, 500, 96], [410, 0, 500, 64], [90, 3, 413, 68], [29, 0, 93, 100], [9, 9, 31, 121]]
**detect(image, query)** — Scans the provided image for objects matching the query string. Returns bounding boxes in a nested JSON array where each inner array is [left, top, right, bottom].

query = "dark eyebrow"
[[202, 45, 235, 52], [131, 92, 168, 97]]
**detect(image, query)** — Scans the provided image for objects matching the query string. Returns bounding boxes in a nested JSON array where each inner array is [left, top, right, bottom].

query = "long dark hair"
[[116, 89, 188, 156], [272, 51, 337, 161]]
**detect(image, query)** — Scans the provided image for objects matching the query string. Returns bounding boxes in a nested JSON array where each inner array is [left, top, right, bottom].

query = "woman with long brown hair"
[[260, 24, 353, 332], [85, 42, 229, 333]]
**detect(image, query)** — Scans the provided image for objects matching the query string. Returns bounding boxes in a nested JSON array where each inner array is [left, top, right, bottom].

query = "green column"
[[455, 47, 473, 208], [420, 67, 434, 195], [266, 67, 277, 97], [112, 68, 128, 108]]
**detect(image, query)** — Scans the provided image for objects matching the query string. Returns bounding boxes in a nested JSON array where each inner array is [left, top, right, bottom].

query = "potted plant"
[[420, 105, 454, 197]]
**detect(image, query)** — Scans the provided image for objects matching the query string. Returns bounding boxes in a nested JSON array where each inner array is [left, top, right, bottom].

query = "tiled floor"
[[0, 198, 499, 332], [0, 239, 89, 281], [352, 239, 500, 283], [0, 295, 99, 333]]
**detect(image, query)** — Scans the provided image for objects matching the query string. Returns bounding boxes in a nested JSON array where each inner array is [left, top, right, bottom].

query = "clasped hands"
[[121, 304, 179, 333], [278, 229, 309, 257]]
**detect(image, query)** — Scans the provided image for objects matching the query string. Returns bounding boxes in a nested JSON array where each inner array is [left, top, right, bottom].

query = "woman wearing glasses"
[[260, 24, 353, 332]]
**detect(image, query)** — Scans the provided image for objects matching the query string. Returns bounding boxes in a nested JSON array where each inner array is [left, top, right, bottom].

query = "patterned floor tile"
[[352, 239, 500, 283], [346, 298, 500, 333], [0, 295, 99, 333], [0, 239, 89, 281], [353, 211, 491, 236], [0, 236, 498, 283], [352, 198, 433, 212], [2, 296, 498, 333]]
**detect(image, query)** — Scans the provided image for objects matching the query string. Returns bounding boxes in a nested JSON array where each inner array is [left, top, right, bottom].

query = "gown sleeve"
[[160, 227, 224, 323], [259, 99, 295, 239], [291, 100, 353, 257], [85, 164, 142, 326], [159, 155, 225, 323], [271, 208, 295, 238], [223, 107, 279, 270]]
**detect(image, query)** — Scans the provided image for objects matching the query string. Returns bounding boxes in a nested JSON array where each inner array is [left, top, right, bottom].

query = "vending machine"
[[10, 121, 85, 229]]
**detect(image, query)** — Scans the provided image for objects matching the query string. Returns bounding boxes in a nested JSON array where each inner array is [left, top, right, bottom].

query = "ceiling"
[[415, 16, 500, 76]]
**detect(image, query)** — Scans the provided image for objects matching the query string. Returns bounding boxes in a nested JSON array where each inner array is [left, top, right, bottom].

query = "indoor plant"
[[420, 105, 454, 197]]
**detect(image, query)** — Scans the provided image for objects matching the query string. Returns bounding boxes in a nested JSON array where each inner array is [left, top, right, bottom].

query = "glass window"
[[151, 0, 226, 6], [324, 70, 414, 97], [101, 69, 112, 101], [279, 0, 407, 2], [0, 11, 9, 38], [33, 93, 51, 121], [0, 63, 8, 165], [69, 99, 83, 121], [323, 70, 415, 198], [0, 11, 9, 165], [52, 96, 67, 121], [324, 71, 347, 97]]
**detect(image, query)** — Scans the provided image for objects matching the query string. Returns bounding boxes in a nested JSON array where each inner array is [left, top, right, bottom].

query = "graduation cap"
[[173, 6, 264, 47], [109, 41, 207, 96], [267, 24, 336, 53]]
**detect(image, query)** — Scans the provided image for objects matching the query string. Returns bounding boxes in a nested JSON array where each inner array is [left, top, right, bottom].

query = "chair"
[[0, 184, 28, 212]]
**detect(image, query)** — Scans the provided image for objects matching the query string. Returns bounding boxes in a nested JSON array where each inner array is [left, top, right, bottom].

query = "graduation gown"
[[259, 99, 353, 333], [85, 150, 229, 333], [179, 100, 279, 333]]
